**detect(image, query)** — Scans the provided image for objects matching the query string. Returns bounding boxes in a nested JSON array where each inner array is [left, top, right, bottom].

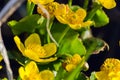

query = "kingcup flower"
[[19, 61, 54, 80], [95, 58, 120, 80], [14, 33, 57, 63], [63, 54, 82, 72], [54, 4, 93, 30], [98, 0, 116, 9]]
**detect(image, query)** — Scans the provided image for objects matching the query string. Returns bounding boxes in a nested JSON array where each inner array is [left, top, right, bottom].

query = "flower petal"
[[76, 8, 87, 21], [66, 64, 76, 72], [19, 67, 26, 79], [14, 36, 25, 54], [40, 70, 54, 80], [99, 0, 116, 9], [37, 57, 57, 63], [25, 61, 39, 74], [43, 43, 57, 58], [25, 33, 41, 47], [24, 49, 41, 61]]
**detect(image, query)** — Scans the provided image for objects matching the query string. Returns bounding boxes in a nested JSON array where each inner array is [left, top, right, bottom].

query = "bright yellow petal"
[[55, 4, 69, 24], [55, 15, 68, 24], [66, 64, 76, 72], [14, 36, 25, 54], [25, 33, 41, 47], [40, 70, 54, 80], [99, 0, 116, 9], [81, 21, 93, 27], [37, 57, 57, 63], [95, 71, 108, 80], [76, 8, 87, 21], [71, 54, 81, 65], [43, 43, 57, 58], [29, 0, 54, 4], [24, 49, 57, 63], [19, 67, 26, 79], [24, 49, 41, 61], [25, 61, 39, 74]]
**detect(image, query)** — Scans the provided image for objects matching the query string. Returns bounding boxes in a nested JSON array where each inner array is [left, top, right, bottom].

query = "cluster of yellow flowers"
[[0, 0, 118, 80], [14, 0, 118, 80]]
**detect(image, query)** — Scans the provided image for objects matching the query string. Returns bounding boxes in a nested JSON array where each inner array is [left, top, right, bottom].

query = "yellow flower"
[[95, 58, 120, 80], [14, 33, 57, 63], [98, 0, 116, 9], [54, 4, 93, 29], [63, 54, 82, 72], [28, 0, 54, 5], [0, 54, 3, 69], [19, 61, 54, 80]]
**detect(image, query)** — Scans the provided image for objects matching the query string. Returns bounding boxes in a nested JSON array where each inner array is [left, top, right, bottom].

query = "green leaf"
[[92, 9, 109, 27], [8, 20, 18, 27], [83, 37, 109, 54], [51, 23, 86, 56], [8, 14, 43, 35]]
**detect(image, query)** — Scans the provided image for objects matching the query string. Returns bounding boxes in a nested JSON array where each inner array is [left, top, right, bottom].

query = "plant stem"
[[68, 0, 73, 7], [58, 26, 70, 44], [83, 0, 89, 10], [27, 1, 35, 15], [85, 5, 101, 21]]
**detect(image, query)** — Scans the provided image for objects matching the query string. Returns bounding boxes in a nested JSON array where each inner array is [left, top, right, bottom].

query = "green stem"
[[85, 5, 101, 21], [58, 26, 70, 44], [83, 0, 89, 10], [85, 42, 98, 61], [27, 1, 35, 15], [68, 0, 73, 7]]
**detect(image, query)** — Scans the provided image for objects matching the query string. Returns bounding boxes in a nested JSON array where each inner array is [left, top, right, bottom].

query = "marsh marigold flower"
[[19, 61, 54, 80], [54, 4, 93, 29], [63, 54, 82, 72], [98, 0, 116, 9], [95, 58, 120, 80], [28, 0, 54, 5], [14, 33, 57, 63]]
